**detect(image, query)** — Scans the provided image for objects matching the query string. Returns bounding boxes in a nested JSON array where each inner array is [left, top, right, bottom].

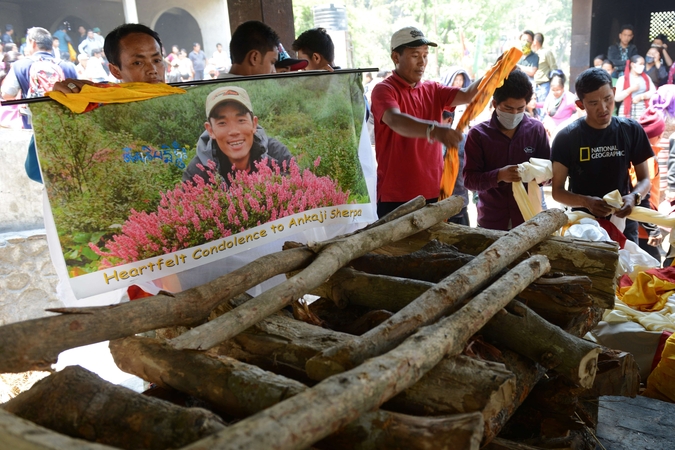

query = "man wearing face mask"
[[463, 69, 550, 231], [516, 30, 539, 82]]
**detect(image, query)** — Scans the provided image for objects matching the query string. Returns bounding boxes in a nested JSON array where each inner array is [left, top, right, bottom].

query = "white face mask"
[[496, 108, 524, 130]]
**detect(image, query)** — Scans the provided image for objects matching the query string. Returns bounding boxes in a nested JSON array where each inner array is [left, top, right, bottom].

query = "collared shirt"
[[534, 48, 557, 84], [370, 70, 458, 202], [463, 112, 550, 230]]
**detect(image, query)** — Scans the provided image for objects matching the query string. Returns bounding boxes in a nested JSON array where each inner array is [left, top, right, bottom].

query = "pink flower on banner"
[[90, 157, 350, 266]]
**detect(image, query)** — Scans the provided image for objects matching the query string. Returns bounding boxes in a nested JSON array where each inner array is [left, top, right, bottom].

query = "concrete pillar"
[[123, 0, 139, 24]]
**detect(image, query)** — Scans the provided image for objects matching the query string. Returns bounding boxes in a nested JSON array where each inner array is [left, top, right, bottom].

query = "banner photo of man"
[[31, 72, 375, 299]]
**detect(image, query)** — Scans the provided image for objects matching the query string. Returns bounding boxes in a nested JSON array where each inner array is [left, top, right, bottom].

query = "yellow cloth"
[[603, 190, 675, 245], [46, 82, 186, 113], [440, 47, 523, 199], [643, 333, 675, 403], [512, 158, 552, 222], [618, 270, 675, 312]]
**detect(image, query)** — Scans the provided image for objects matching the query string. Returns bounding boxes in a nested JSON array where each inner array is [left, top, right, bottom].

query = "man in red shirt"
[[370, 26, 481, 217]]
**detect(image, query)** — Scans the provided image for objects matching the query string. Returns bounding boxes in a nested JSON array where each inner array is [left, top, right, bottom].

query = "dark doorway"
[[154, 8, 203, 56]]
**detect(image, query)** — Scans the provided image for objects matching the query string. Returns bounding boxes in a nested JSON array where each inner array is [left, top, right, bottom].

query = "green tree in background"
[[294, 0, 572, 79]]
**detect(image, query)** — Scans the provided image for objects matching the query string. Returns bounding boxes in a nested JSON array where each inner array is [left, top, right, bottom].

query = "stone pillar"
[[226, 0, 295, 50], [123, 0, 139, 24]]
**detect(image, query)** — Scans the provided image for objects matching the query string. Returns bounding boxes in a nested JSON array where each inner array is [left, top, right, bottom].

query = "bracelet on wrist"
[[426, 122, 436, 144]]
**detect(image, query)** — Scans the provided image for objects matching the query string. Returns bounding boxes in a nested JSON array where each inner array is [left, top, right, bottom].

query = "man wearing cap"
[[370, 26, 482, 217], [183, 86, 293, 184], [275, 43, 308, 72]]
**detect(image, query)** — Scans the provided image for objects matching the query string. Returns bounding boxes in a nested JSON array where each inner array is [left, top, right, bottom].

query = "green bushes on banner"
[[31, 73, 369, 276]]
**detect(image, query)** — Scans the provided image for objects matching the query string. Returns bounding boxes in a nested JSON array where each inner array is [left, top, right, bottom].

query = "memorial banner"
[[31, 72, 375, 299]]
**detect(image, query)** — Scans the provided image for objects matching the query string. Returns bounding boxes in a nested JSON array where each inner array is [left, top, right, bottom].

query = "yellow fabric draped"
[[47, 82, 186, 113], [439, 47, 523, 199]]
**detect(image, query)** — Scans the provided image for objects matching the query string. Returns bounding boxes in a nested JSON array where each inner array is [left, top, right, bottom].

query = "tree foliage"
[[294, 0, 572, 79]]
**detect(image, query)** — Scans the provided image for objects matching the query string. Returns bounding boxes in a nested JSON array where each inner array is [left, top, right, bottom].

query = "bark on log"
[[1, 366, 226, 450], [306, 210, 567, 381], [179, 256, 551, 450], [584, 349, 640, 398], [349, 240, 474, 283], [315, 410, 484, 450], [420, 222, 619, 309], [110, 336, 484, 450], [310, 267, 595, 332], [169, 197, 464, 351], [481, 301, 602, 389], [0, 408, 117, 450], [217, 312, 518, 428], [110, 336, 306, 418], [0, 247, 316, 373]]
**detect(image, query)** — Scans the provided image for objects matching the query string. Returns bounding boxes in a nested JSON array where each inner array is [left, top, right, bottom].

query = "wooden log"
[[349, 240, 474, 283], [110, 336, 484, 450], [110, 336, 306, 418], [179, 256, 551, 450], [310, 267, 595, 332], [0, 408, 117, 450], [584, 349, 640, 398], [315, 410, 484, 450], [216, 310, 518, 424], [481, 301, 602, 389], [420, 222, 619, 309], [306, 210, 567, 381], [0, 247, 316, 373], [168, 196, 464, 351], [1, 366, 226, 450]]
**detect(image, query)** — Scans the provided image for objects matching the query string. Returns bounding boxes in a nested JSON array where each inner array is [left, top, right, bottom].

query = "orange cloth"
[[46, 82, 186, 113], [617, 266, 675, 312], [439, 47, 523, 199]]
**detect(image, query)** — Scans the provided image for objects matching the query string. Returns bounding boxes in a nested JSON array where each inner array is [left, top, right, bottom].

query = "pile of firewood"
[[0, 196, 639, 450]]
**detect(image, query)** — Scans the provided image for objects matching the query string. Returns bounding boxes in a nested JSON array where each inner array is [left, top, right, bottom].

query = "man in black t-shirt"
[[551, 68, 654, 243]]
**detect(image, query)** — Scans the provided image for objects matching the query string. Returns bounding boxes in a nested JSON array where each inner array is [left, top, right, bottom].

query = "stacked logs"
[[0, 196, 638, 450]]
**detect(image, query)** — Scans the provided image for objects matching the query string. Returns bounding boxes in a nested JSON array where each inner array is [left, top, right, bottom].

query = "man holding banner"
[[370, 26, 482, 218], [183, 86, 292, 184]]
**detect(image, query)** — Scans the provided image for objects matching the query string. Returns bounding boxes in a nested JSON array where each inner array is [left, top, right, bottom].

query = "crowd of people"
[[361, 24, 675, 267], [2, 18, 675, 265]]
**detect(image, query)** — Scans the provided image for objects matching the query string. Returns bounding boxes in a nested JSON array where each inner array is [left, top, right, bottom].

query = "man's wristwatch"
[[633, 191, 642, 205]]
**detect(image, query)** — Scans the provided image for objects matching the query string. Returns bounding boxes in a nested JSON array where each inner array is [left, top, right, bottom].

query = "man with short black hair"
[[223, 21, 280, 76], [531, 32, 557, 102], [463, 69, 550, 231], [551, 68, 653, 243], [78, 29, 98, 56], [189, 42, 207, 80], [292, 28, 336, 71], [52, 22, 72, 61], [516, 30, 539, 81], [370, 26, 482, 217], [607, 24, 638, 77]]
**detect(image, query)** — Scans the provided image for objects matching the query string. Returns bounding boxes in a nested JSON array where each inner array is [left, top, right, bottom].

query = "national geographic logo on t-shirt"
[[579, 145, 625, 161]]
